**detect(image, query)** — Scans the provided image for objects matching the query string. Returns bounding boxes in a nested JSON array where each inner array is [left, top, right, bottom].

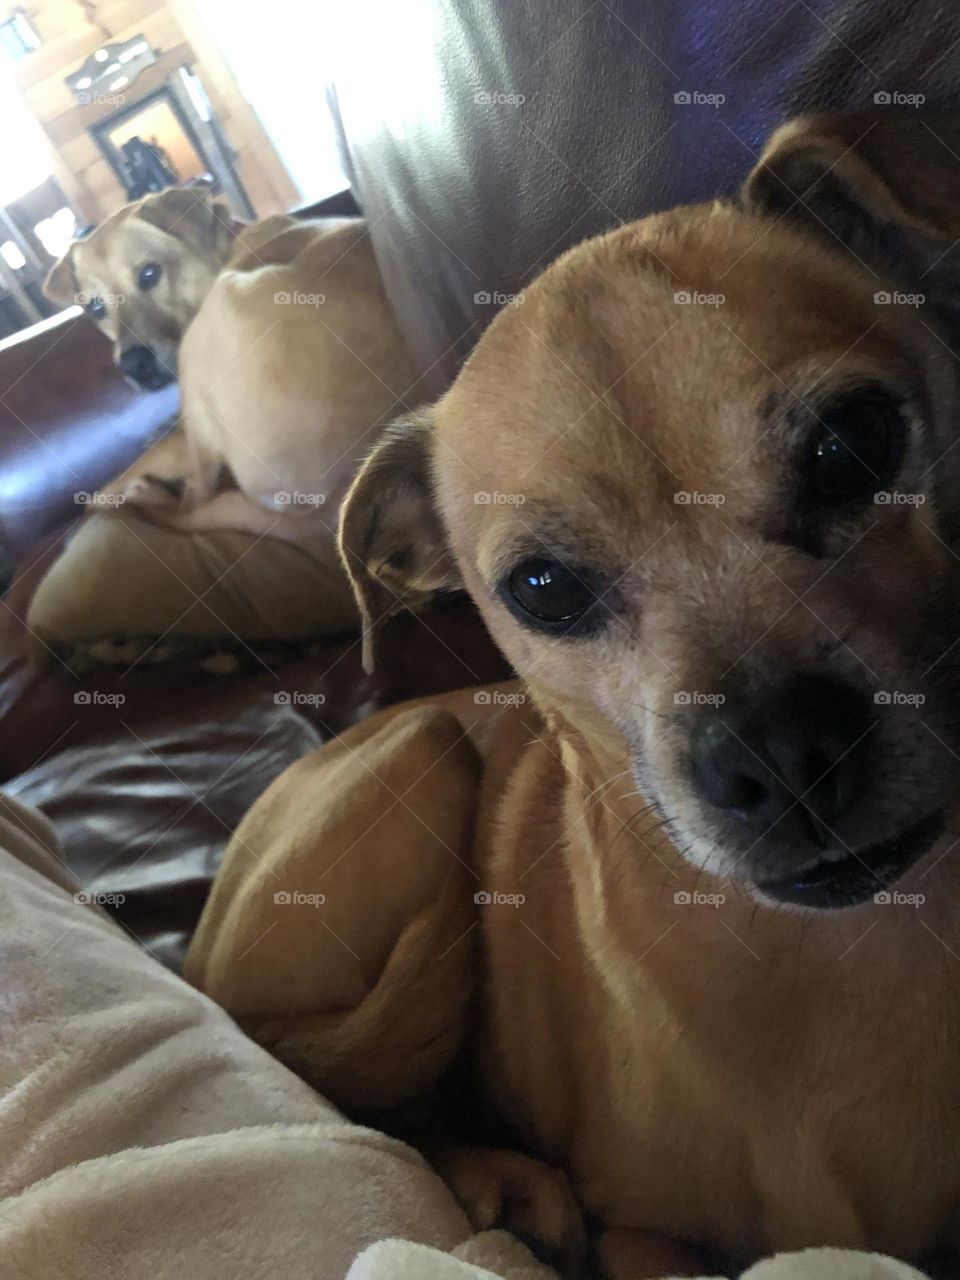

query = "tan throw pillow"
[[26, 509, 358, 673]]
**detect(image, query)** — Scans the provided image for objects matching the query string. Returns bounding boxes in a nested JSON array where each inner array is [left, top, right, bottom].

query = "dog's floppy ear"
[[44, 242, 79, 307], [137, 187, 235, 259], [742, 114, 960, 288], [339, 409, 461, 673]]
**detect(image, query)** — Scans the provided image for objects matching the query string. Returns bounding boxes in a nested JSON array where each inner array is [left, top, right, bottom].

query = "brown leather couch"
[[3, 0, 958, 967]]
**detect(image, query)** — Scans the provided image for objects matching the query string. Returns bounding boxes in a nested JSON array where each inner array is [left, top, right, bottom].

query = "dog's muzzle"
[[688, 674, 942, 908], [118, 345, 176, 391]]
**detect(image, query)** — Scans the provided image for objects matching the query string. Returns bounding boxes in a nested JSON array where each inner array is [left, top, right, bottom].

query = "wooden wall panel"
[[3, 0, 298, 224]]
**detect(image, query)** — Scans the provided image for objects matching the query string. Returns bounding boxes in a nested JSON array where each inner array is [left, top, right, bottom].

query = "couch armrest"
[[0, 308, 179, 559]]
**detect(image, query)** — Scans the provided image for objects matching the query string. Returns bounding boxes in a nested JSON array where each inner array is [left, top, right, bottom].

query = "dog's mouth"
[[754, 811, 944, 909]]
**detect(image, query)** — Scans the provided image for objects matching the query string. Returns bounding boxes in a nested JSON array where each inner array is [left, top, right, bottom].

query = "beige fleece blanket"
[[0, 792, 933, 1280], [348, 1242, 927, 1279], [0, 793, 546, 1280]]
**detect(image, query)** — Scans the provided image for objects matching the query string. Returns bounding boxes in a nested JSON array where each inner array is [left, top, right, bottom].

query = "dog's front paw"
[[431, 1145, 587, 1276]]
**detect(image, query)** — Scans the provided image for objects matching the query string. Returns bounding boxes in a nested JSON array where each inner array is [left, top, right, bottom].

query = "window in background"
[[0, 241, 26, 271], [0, 11, 40, 65], [0, 63, 53, 206], [189, 0, 347, 204], [33, 207, 77, 259]]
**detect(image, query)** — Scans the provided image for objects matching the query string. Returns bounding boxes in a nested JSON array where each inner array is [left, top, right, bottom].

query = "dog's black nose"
[[118, 345, 165, 389], [689, 676, 873, 843]]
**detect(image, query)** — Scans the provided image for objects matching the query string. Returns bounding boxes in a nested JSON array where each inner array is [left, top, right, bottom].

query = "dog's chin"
[[748, 812, 945, 911]]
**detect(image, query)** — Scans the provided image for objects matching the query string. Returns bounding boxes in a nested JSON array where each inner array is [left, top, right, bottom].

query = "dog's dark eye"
[[138, 262, 162, 291], [84, 296, 106, 320], [805, 389, 905, 508], [504, 557, 605, 634]]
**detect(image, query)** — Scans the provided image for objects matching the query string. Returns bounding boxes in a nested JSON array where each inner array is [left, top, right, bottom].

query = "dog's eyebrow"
[[479, 501, 622, 585]]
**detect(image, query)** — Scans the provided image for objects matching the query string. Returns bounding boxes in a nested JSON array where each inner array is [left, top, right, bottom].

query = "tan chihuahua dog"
[[45, 187, 415, 538], [187, 115, 960, 1278]]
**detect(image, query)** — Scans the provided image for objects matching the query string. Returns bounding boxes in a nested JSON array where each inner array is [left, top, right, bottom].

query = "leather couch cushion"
[[0, 311, 178, 556], [330, 0, 960, 395]]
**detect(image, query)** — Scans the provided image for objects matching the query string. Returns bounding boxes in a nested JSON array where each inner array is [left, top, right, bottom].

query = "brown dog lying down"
[[44, 187, 415, 540], [186, 114, 960, 1278]]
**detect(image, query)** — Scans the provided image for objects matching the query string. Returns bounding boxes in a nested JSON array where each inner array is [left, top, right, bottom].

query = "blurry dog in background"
[[44, 187, 415, 540]]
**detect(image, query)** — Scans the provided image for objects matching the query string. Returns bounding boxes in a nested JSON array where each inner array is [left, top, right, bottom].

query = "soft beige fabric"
[[0, 792, 548, 1280], [739, 1250, 927, 1279], [347, 1241, 928, 1280], [348, 1234, 556, 1279], [26, 508, 357, 668]]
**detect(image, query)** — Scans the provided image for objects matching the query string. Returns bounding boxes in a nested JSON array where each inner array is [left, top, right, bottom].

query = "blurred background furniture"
[[2, 0, 959, 968]]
